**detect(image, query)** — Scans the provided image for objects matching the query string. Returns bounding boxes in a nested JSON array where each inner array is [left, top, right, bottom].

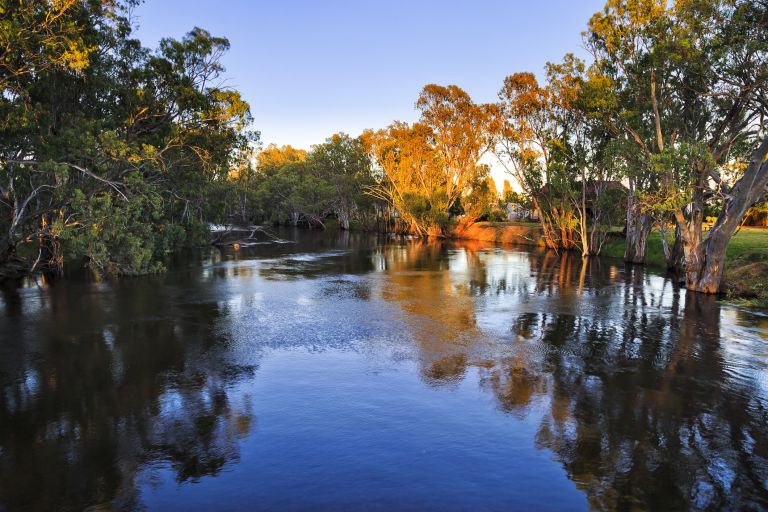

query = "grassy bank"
[[451, 221, 768, 305], [602, 228, 768, 304]]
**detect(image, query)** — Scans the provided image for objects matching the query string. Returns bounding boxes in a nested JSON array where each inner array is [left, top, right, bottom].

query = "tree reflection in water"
[[374, 242, 768, 510], [0, 281, 255, 511], [0, 233, 766, 510]]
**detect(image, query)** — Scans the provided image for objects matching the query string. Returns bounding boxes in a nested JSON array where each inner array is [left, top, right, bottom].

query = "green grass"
[[603, 227, 768, 302], [602, 227, 768, 269]]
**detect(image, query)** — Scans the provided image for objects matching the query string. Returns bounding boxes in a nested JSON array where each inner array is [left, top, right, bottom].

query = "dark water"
[[0, 230, 767, 511]]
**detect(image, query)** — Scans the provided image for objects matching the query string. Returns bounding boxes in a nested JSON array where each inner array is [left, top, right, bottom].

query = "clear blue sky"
[[133, 0, 605, 151]]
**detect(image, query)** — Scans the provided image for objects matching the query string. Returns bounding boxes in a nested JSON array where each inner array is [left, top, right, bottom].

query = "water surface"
[[1, 230, 767, 510]]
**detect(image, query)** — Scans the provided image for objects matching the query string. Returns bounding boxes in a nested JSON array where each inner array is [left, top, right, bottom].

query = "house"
[[505, 203, 538, 221]]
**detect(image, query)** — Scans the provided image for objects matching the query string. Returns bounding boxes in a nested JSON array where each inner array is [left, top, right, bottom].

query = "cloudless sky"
[[133, 0, 605, 150]]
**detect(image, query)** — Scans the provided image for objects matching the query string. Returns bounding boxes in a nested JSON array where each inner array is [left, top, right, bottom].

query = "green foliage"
[[463, 172, 503, 222], [61, 174, 172, 275], [0, 3, 255, 276], [745, 202, 768, 226], [307, 133, 374, 229], [643, 142, 714, 214], [229, 134, 376, 229]]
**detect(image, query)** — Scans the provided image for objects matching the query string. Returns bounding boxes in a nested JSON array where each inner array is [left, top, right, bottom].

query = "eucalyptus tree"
[[0, 1, 254, 276], [363, 122, 440, 235], [660, 0, 768, 292], [365, 85, 494, 236], [254, 161, 333, 227], [493, 57, 623, 256], [461, 171, 501, 223], [494, 71, 570, 249], [0, 0, 137, 272], [416, 84, 496, 234], [585, 0, 768, 292], [583, 0, 679, 264], [546, 56, 627, 257]]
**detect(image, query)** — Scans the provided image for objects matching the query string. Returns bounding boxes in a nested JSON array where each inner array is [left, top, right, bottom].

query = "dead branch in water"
[[211, 225, 292, 248]]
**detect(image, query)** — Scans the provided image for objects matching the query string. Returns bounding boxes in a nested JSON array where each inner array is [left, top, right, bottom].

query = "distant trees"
[[226, 135, 375, 229], [256, 144, 308, 173], [255, 161, 334, 227], [308, 134, 374, 230], [364, 84, 496, 235], [415, 85, 496, 227]]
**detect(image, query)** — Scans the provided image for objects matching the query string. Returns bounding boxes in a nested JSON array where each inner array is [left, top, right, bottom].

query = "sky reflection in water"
[[0, 230, 767, 510]]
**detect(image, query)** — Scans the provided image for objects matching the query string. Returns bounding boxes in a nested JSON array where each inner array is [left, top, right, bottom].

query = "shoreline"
[[2, 222, 766, 307], [448, 221, 545, 247], [448, 221, 768, 306]]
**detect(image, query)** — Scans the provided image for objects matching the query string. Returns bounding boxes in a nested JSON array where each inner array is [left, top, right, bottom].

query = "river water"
[[0, 230, 767, 511]]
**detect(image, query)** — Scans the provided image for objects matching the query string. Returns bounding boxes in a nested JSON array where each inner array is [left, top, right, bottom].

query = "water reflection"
[[0, 283, 255, 510], [368, 242, 768, 509], [0, 231, 766, 510]]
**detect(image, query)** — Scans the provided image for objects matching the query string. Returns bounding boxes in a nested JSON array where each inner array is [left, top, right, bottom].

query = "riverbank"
[[603, 227, 768, 305], [450, 221, 545, 246], [450, 221, 768, 305]]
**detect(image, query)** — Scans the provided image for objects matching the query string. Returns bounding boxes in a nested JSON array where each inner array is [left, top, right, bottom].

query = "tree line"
[[217, 135, 377, 231], [362, 0, 768, 296], [252, 0, 768, 296], [2, 0, 767, 297]]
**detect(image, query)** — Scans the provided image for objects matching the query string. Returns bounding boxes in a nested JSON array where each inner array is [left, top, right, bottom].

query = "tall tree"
[[364, 122, 440, 235], [663, 0, 768, 292], [494, 71, 568, 249], [584, 0, 675, 264], [416, 84, 495, 234], [586, 0, 767, 292]]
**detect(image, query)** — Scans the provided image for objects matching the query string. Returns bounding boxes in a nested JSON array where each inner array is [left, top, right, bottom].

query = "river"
[[0, 229, 766, 510]]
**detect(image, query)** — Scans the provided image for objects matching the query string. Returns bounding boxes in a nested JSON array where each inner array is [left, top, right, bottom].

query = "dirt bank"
[[449, 221, 544, 246]]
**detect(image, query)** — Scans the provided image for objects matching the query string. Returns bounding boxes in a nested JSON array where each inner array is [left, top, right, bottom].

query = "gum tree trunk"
[[334, 201, 356, 230], [0, 239, 16, 266], [624, 198, 652, 264], [684, 137, 768, 293], [659, 221, 683, 271]]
